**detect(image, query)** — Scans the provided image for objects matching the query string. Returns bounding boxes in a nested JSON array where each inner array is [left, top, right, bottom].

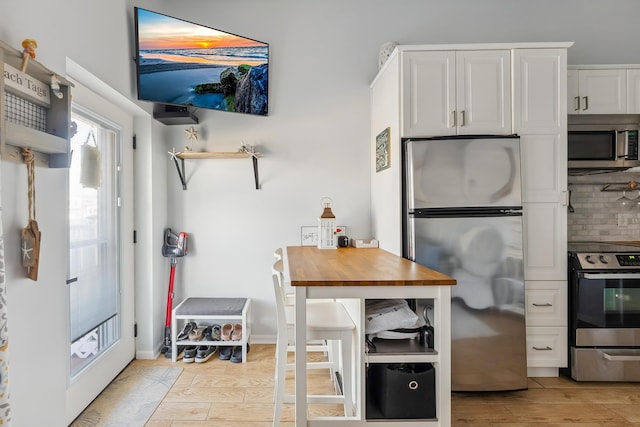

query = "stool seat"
[[175, 297, 247, 316], [286, 302, 355, 331]]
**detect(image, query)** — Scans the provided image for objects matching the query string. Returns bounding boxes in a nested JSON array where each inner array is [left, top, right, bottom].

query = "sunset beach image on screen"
[[135, 8, 268, 116]]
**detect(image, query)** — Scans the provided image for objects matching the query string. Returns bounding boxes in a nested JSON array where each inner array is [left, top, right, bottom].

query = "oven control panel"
[[575, 253, 640, 269]]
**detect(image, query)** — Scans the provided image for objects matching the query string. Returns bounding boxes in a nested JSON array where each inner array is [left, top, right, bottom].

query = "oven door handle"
[[602, 352, 640, 362], [583, 273, 640, 279]]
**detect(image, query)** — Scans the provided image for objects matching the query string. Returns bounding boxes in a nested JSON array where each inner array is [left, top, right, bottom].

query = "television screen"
[[134, 7, 268, 116]]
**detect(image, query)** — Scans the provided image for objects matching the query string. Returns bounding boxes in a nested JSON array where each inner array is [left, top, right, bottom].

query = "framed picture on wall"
[[300, 225, 347, 246], [376, 127, 390, 172]]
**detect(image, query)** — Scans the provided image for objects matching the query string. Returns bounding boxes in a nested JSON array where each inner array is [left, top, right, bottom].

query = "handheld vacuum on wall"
[[160, 228, 189, 358]]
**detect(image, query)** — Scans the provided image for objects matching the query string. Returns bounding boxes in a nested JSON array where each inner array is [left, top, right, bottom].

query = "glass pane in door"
[[68, 109, 120, 376]]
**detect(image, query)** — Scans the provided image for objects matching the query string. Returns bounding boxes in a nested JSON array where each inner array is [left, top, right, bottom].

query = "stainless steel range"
[[568, 241, 640, 382]]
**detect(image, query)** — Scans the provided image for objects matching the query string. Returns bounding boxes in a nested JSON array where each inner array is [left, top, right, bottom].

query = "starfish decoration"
[[185, 127, 198, 141], [238, 144, 258, 159], [22, 240, 33, 261], [168, 147, 181, 161], [184, 127, 198, 151]]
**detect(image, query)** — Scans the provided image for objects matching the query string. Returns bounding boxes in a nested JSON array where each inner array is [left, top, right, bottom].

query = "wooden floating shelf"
[[171, 151, 261, 190], [176, 151, 260, 160]]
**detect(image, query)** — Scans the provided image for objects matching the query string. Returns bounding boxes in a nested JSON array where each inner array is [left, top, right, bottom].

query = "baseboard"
[[136, 348, 160, 360], [528, 367, 559, 377], [249, 334, 276, 344]]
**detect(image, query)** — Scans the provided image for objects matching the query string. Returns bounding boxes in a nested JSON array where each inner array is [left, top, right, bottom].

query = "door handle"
[[450, 111, 456, 128], [582, 96, 588, 111], [532, 346, 553, 351], [602, 352, 640, 362], [66, 277, 78, 285], [459, 110, 465, 127], [532, 303, 553, 307], [574, 96, 580, 111]]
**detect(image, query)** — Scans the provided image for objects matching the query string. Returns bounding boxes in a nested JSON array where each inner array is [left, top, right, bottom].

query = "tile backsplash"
[[568, 171, 640, 242]]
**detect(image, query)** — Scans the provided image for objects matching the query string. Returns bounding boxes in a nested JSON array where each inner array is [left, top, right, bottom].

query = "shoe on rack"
[[230, 345, 250, 363], [231, 323, 242, 341], [201, 325, 213, 341], [221, 323, 233, 341], [189, 326, 205, 341], [177, 321, 197, 341], [203, 324, 221, 341], [183, 345, 198, 363], [195, 345, 218, 363], [219, 346, 233, 360], [210, 324, 222, 341]]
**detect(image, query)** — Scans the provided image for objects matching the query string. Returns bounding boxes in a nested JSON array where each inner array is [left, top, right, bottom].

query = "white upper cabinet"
[[514, 49, 564, 135], [402, 50, 511, 137], [568, 68, 627, 114], [627, 69, 640, 113]]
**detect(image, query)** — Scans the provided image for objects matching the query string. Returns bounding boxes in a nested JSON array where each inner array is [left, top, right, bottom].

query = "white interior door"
[[65, 80, 135, 424]]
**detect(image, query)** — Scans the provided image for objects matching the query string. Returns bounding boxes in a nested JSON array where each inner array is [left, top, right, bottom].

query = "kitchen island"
[[286, 246, 456, 427]]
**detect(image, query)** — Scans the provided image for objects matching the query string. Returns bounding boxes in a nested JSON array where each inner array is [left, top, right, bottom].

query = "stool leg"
[[171, 312, 177, 363], [273, 335, 287, 427], [341, 331, 353, 417], [328, 339, 340, 383]]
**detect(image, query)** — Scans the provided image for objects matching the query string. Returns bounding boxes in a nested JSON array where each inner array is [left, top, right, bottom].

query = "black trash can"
[[367, 363, 436, 419]]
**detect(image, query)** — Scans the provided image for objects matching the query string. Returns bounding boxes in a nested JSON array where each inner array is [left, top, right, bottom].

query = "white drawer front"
[[526, 326, 568, 368], [525, 281, 567, 327]]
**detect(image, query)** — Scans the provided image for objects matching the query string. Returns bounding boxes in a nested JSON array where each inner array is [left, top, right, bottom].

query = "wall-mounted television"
[[134, 7, 268, 116]]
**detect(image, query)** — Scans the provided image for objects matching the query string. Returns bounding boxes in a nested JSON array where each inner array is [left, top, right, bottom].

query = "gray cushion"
[[175, 297, 247, 316]]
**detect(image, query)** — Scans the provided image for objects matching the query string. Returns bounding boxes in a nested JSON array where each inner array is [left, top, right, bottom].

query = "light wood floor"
[[102, 344, 640, 426]]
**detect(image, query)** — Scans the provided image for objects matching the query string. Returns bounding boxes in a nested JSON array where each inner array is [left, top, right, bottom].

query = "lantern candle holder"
[[318, 197, 337, 249]]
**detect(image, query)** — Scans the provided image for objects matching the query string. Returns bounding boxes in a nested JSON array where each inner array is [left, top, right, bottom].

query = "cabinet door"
[[523, 202, 567, 281], [402, 51, 456, 137], [514, 49, 566, 135], [520, 134, 567, 203], [578, 69, 627, 114], [456, 50, 511, 135], [627, 69, 640, 113]]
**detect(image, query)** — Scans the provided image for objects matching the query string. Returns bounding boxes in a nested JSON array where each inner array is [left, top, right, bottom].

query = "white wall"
[[2, 0, 640, 424]]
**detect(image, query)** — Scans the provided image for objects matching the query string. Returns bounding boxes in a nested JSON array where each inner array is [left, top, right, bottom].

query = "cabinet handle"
[[450, 111, 456, 128], [533, 346, 553, 351], [574, 96, 580, 111], [583, 96, 588, 111], [459, 110, 465, 127], [532, 303, 553, 307]]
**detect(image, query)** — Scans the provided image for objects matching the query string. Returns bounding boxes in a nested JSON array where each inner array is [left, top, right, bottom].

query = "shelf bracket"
[[172, 156, 187, 190], [252, 156, 259, 190]]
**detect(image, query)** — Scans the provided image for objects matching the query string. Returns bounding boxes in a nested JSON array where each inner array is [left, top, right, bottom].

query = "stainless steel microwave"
[[568, 124, 640, 170]]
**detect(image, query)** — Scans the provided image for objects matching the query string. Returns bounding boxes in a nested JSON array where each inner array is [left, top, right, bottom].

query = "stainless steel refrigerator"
[[403, 135, 528, 391]]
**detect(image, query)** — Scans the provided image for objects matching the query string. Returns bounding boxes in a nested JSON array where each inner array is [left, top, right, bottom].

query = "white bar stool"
[[271, 267, 355, 426]]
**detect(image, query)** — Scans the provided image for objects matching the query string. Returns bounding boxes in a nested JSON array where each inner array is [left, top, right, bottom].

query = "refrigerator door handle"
[[407, 216, 416, 261]]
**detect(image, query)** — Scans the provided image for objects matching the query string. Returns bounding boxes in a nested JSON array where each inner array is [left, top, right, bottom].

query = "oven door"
[[573, 272, 640, 328]]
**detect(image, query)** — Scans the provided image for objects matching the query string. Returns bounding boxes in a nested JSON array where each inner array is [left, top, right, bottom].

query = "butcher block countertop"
[[286, 246, 456, 287]]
